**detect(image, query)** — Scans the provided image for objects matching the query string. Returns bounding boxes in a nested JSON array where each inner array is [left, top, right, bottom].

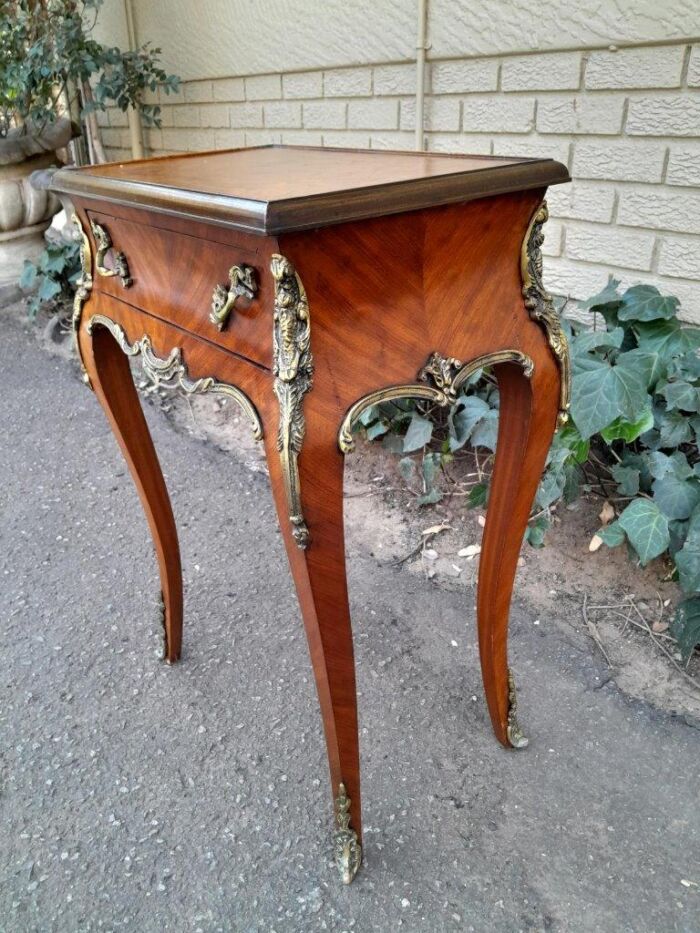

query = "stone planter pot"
[[0, 118, 73, 304]]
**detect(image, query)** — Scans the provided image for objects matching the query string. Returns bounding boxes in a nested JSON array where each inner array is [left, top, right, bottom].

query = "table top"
[[51, 144, 569, 235]]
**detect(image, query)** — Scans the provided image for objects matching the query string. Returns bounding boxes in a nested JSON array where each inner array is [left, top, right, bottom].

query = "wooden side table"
[[51, 145, 570, 884]]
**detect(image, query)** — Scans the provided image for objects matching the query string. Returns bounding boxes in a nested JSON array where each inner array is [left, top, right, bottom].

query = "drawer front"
[[86, 209, 274, 368]]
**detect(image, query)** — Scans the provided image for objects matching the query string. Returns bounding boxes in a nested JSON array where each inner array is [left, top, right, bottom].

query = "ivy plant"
[[19, 238, 80, 317], [357, 279, 700, 660]]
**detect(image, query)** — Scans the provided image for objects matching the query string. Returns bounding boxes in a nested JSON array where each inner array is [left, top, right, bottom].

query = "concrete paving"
[[1, 309, 699, 933]]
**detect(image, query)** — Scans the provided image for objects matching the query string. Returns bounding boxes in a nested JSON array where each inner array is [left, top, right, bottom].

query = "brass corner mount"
[[334, 782, 362, 884], [521, 200, 571, 428]]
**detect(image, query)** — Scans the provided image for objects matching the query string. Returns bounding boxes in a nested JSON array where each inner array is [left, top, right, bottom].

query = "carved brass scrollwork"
[[334, 782, 361, 884], [338, 350, 534, 454], [86, 314, 262, 440], [271, 253, 313, 549], [209, 264, 257, 331], [521, 200, 571, 427], [71, 213, 94, 388], [90, 220, 132, 287], [506, 668, 529, 749]]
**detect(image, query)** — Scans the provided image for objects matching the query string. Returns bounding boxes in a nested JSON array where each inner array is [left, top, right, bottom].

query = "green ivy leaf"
[[600, 408, 654, 444], [597, 521, 626, 547], [469, 409, 499, 451], [674, 506, 700, 593], [618, 284, 680, 322], [366, 420, 389, 440], [671, 598, 700, 661], [634, 320, 700, 359], [358, 405, 379, 427], [562, 463, 583, 503], [617, 499, 670, 566], [646, 450, 692, 481], [652, 475, 700, 521], [448, 396, 491, 451], [422, 451, 441, 486], [555, 423, 590, 463], [570, 357, 648, 440], [621, 452, 653, 493], [654, 405, 693, 448], [19, 260, 38, 290], [613, 355, 652, 421], [570, 362, 619, 439], [467, 483, 488, 509], [403, 413, 433, 452], [417, 487, 443, 506], [611, 464, 640, 497], [571, 326, 624, 357], [616, 348, 666, 390], [660, 380, 700, 412], [37, 276, 62, 303], [536, 469, 566, 511], [525, 514, 550, 548], [669, 351, 700, 381]]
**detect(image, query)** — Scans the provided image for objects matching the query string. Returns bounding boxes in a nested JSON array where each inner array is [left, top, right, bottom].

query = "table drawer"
[[85, 209, 273, 368]]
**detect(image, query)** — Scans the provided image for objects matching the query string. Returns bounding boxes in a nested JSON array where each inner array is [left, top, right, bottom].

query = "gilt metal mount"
[[71, 213, 94, 388], [334, 782, 362, 884], [521, 200, 571, 427], [86, 314, 262, 440], [271, 253, 313, 549], [90, 220, 132, 287], [338, 349, 534, 454], [210, 264, 258, 331]]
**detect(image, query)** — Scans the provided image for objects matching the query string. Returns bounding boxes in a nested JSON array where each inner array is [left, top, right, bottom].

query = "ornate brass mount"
[[271, 253, 313, 549], [338, 349, 534, 454], [71, 214, 94, 388], [209, 264, 257, 331], [506, 668, 529, 749], [334, 782, 362, 884], [90, 220, 132, 287], [521, 200, 571, 427], [86, 314, 263, 440]]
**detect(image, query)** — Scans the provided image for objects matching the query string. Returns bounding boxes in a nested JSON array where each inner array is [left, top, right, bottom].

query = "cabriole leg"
[[81, 323, 183, 662], [477, 359, 560, 748], [265, 421, 362, 884]]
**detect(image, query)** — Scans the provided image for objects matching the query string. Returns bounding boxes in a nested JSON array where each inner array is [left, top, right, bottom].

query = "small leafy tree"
[[0, 0, 179, 154], [357, 280, 700, 660]]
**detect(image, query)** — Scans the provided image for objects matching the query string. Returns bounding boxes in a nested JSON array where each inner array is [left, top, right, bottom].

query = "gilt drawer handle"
[[210, 264, 257, 330], [90, 220, 132, 288]]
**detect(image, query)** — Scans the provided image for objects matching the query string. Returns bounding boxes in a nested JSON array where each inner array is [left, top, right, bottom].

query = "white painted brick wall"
[[573, 141, 666, 182], [566, 224, 655, 271], [537, 95, 625, 134], [627, 95, 700, 135], [102, 37, 700, 323], [462, 96, 535, 133], [585, 46, 685, 89], [501, 52, 581, 91], [431, 60, 498, 94], [282, 71, 323, 99], [658, 237, 700, 278], [667, 146, 700, 186]]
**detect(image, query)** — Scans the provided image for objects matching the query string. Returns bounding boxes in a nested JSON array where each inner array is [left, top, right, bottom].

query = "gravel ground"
[[1, 309, 699, 933]]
